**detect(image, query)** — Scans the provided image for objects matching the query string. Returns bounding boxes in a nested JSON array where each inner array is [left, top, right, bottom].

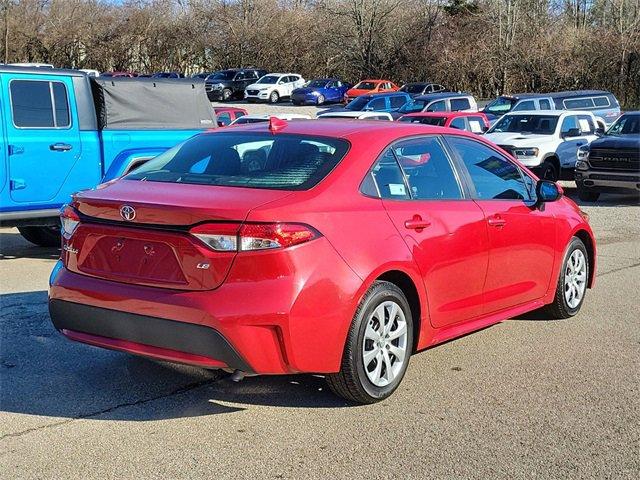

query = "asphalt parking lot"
[[1, 144, 639, 477]]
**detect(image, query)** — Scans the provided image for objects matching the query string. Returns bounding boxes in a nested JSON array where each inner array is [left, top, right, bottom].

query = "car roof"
[[401, 111, 484, 118], [500, 90, 613, 100], [503, 110, 594, 117], [217, 118, 474, 140], [357, 79, 392, 83], [414, 92, 472, 101], [0, 64, 88, 77], [357, 91, 407, 99]]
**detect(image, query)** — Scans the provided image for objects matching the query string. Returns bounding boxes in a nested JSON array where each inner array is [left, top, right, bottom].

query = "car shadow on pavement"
[[0, 230, 60, 260], [562, 186, 640, 208], [0, 291, 349, 426]]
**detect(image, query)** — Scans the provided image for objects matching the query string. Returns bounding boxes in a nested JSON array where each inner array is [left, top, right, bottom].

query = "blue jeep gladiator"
[[0, 66, 216, 246]]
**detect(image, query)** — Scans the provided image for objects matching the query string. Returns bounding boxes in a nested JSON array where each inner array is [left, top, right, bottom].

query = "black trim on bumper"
[[49, 299, 253, 372]]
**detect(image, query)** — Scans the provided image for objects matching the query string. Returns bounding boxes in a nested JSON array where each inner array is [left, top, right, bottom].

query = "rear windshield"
[[127, 132, 350, 190]]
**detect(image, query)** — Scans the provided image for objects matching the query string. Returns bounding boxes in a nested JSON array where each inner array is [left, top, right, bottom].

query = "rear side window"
[[392, 137, 462, 200], [390, 96, 407, 109], [9, 80, 71, 128], [593, 96, 611, 107], [450, 117, 466, 130], [368, 150, 410, 199], [539, 99, 551, 109], [447, 136, 529, 201], [577, 114, 595, 134], [127, 133, 349, 191], [450, 98, 471, 111], [513, 100, 535, 111], [563, 97, 594, 109], [427, 100, 446, 112]]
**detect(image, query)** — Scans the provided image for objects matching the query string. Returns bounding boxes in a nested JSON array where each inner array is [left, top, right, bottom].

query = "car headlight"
[[577, 145, 590, 161], [215, 83, 224, 89], [513, 148, 539, 157], [576, 160, 589, 171]]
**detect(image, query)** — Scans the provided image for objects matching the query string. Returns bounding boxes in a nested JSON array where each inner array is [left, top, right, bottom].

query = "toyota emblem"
[[120, 205, 136, 221]]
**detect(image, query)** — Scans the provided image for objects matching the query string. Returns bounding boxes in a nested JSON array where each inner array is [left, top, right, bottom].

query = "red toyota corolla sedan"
[[49, 119, 596, 403]]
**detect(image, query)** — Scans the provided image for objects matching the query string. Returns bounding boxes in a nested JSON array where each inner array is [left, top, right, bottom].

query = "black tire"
[[18, 226, 61, 247], [538, 160, 558, 182], [316, 94, 325, 105], [577, 189, 600, 202], [544, 237, 589, 319], [327, 280, 413, 404], [222, 88, 232, 101], [292, 100, 301, 106], [269, 91, 279, 104]]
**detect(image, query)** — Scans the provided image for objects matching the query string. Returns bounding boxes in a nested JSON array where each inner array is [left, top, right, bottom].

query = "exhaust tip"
[[230, 369, 245, 382]]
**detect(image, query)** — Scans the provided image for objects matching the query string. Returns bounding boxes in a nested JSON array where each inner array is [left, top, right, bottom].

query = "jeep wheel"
[[18, 226, 61, 247], [269, 91, 279, 104]]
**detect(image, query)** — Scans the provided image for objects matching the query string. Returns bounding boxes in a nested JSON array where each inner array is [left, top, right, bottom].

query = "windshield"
[[398, 99, 427, 114], [306, 80, 329, 88], [401, 84, 425, 94], [126, 133, 350, 190], [399, 116, 446, 126], [208, 71, 236, 81], [345, 96, 370, 111], [607, 114, 640, 135], [484, 96, 517, 116], [257, 75, 280, 84], [488, 114, 559, 135], [354, 81, 376, 90]]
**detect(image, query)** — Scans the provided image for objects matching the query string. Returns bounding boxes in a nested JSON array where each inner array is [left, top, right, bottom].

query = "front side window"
[[368, 97, 386, 110], [217, 112, 231, 126], [467, 116, 486, 133], [10, 80, 70, 128], [398, 99, 427, 114], [512, 100, 535, 111], [560, 115, 579, 134], [607, 114, 640, 135], [447, 136, 529, 200], [450, 98, 471, 111], [127, 133, 349, 191]]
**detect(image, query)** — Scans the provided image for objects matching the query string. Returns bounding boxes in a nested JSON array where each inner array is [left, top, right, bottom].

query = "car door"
[[556, 114, 590, 170], [2, 74, 82, 203], [445, 135, 556, 314], [370, 136, 489, 327]]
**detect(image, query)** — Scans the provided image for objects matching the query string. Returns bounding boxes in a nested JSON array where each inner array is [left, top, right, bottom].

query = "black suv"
[[205, 68, 268, 101]]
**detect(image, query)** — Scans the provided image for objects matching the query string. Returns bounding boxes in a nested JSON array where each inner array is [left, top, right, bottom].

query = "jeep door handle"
[[405, 215, 431, 230], [49, 143, 73, 152], [487, 215, 506, 227]]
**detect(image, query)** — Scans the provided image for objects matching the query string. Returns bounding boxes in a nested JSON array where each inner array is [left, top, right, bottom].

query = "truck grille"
[[589, 149, 640, 172]]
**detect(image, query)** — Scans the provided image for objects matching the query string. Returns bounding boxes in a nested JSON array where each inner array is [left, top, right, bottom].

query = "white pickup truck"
[[484, 110, 600, 181]]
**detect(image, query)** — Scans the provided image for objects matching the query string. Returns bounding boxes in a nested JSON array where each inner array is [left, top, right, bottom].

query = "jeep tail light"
[[190, 223, 320, 252], [60, 205, 80, 239]]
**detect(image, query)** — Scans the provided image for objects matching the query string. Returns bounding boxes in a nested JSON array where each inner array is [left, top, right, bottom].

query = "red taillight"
[[60, 205, 80, 239], [190, 222, 320, 252]]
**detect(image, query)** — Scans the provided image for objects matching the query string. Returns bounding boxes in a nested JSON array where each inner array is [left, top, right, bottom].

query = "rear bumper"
[[49, 237, 363, 375], [49, 299, 253, 372]]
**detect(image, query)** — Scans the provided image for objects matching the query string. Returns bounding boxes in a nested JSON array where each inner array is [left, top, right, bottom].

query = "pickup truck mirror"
[[595, 126, 605, 136], [536, 180, 561, 204], [562, 127, 581, 138]]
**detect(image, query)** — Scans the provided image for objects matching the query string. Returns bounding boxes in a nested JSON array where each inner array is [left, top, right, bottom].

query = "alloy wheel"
[[362, 301, 408, 387], [564, 249, 587, 309]]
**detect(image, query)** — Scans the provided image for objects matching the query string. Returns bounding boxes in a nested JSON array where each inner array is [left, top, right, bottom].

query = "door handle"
[[487, 215, 506, 227], [49, 143, 73, 152], [404, 215, 431, 231], [8, 145, 24, 155]]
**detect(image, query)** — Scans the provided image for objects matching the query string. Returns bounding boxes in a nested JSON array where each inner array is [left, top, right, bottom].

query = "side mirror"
[[595, 126, 605, 136], [562, 127, 580, 138], [217, 120, 226, 127], [536, 180, 561, 204]]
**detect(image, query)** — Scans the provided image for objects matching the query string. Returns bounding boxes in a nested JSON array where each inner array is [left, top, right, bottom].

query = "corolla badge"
[[120, 205, 136, 221]]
